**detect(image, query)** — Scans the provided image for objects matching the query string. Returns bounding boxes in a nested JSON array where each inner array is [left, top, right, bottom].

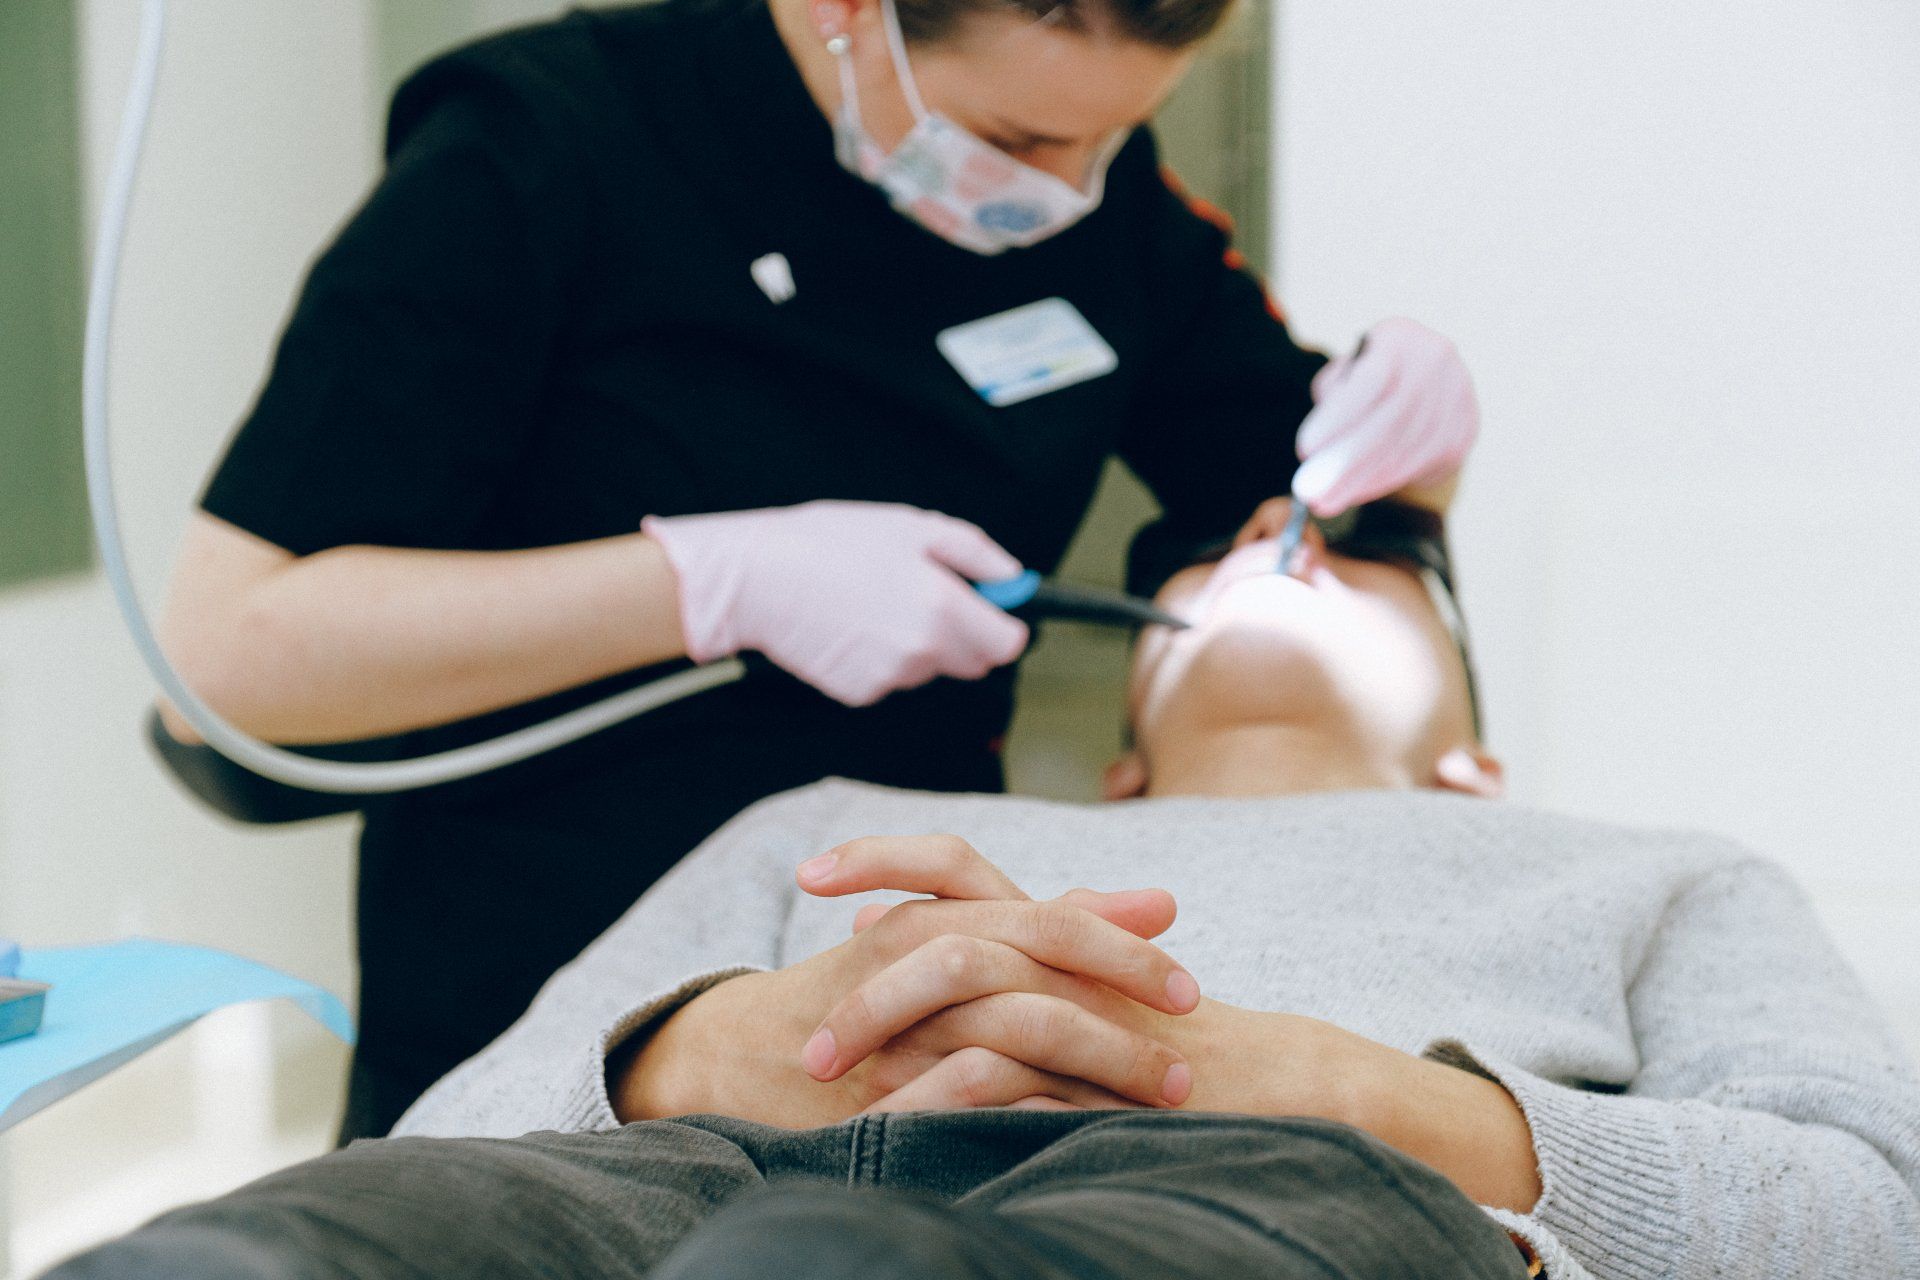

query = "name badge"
[[936, 298, 1118, 408]]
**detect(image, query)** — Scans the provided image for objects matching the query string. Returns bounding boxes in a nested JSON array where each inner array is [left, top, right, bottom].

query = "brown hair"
[[894, 0, 1234, 48]]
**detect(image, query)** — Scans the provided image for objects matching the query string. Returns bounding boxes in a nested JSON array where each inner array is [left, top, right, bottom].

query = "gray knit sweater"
[[396, 779, 1920, 1279]]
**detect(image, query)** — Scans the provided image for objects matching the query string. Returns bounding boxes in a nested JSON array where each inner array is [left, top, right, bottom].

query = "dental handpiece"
[[976, 572, 1189, 631], [1275, 496, 1312, 575]]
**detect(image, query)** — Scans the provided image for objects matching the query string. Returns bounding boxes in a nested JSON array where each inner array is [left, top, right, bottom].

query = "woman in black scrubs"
[[159, 0, 1479, 1140]]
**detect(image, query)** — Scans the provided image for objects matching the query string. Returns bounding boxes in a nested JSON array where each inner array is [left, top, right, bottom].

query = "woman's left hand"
[[1290, 317, 1480, 517]]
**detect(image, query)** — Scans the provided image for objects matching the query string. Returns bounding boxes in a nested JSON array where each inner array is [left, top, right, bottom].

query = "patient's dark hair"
[[896, 0, 1234, 48]]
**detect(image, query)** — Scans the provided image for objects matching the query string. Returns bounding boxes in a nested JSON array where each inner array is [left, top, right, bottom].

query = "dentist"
[[158, 0, 1478, 1139]]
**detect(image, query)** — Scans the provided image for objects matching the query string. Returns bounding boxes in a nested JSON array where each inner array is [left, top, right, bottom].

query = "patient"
[[51, 501, 1920, 1280]]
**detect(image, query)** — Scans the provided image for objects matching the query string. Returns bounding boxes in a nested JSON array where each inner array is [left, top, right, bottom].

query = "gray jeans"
[[48, 1110, 1527, 1279]]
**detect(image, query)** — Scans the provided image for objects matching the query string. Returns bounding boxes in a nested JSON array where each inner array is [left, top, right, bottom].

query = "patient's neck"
[[1142, 722, 1413, 799]]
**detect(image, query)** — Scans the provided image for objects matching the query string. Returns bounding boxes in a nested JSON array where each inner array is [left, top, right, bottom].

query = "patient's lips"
[[1229, 539, 1322, 588], [1181, 539, 1320, 626]]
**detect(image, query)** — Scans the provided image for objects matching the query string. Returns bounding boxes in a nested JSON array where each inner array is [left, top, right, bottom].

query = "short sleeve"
[[200, 41, 598, 555], [1117, 156, 1328, 569]]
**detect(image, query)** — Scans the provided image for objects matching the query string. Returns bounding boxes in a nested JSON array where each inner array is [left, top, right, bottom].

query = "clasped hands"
[[612, 832, 1542, 1214], [613, 833, 1355, 1129]]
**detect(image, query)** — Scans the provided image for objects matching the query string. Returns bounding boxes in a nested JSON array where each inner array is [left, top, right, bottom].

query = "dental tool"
[[975, 572, 1189, 631], [1274, 495, 1312, 575], [144, 571, 1184, 824]]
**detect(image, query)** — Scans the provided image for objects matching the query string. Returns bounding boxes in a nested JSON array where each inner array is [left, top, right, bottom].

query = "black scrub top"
[[200, 0, 1327, 1139]]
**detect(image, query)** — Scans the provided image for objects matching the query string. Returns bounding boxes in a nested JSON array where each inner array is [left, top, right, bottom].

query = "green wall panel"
[[0, 0, 91, 590], [375, 0, 486, 97]]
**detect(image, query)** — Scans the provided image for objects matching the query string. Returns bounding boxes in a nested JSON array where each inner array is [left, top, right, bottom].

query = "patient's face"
[[1128, 504, 1478, 779]]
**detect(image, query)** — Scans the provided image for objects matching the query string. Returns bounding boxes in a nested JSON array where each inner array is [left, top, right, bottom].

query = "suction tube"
[[84, 0, 745, 795]]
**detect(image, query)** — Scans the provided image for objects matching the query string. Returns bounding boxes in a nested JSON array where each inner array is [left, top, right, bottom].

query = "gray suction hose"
[[85, 0, 745, 795]]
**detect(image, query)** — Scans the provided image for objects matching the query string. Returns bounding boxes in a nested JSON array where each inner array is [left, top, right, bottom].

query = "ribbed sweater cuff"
[[1424, 1039, 1689, 1280], [553, 965, 768, 1133]]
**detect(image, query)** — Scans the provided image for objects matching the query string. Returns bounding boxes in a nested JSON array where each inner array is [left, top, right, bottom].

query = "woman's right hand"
[[640, 500, 1031, 706]]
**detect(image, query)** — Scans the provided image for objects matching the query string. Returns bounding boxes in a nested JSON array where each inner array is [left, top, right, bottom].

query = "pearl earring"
[[825, 33, 850, 54]]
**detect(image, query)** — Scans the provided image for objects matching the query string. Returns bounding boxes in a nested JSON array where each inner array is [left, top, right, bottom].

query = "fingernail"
[[1165, 970, 1200, 1012], [1161, 1062, 1192, 1106], [797, 853, 837, 884], [802, 1027, 836, 1077]]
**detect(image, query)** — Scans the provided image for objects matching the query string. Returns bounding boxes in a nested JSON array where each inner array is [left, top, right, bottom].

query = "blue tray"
[[0, 940, 353, 1132], [0, 979, 50, 1045]]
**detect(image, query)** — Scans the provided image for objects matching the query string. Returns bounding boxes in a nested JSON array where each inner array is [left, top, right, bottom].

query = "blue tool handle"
[[975, 570, 1043, 611], [1, 939, 19, 979]]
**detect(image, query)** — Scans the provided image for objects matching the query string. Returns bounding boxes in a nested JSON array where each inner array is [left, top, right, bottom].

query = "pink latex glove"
[[1291, 317, 1480, 517], [641, 501, 1030, 707]]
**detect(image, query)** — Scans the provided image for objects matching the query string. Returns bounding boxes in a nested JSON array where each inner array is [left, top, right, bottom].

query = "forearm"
[[1341, 1042, 1540, 1213], [1181, 1004, 1539, 1214], [612, 970, 854, 1130], [1429, 1041, 1920, 1277], [612, 976, 752, 1123], [161, 521, 689, 743]]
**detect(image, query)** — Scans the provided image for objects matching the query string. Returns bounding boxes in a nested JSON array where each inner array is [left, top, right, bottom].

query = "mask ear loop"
[[878, 0, 931, 121], [827, 34, 858, 114], [1078, 127, 1129, 199], [825, 29, 875, 174]]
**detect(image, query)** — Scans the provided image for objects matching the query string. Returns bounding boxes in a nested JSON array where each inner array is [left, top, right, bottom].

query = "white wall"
[[6, 0, 1916, 1271], [0, 2, 378, 1273], [1274, 1, 1920, 1046]]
